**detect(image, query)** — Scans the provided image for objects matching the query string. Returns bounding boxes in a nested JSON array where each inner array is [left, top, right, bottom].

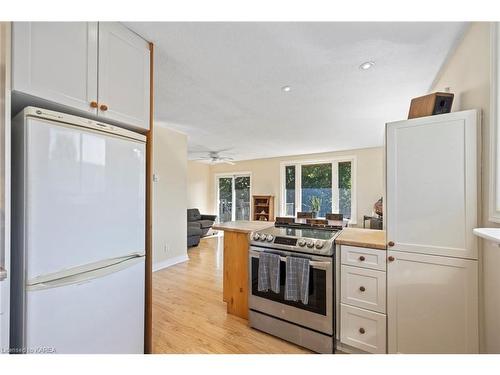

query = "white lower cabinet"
[[341, 265, 386, 313], [341, 304, 386, 354], [339, 245, 387, 353], [387, 250, 479, 354]]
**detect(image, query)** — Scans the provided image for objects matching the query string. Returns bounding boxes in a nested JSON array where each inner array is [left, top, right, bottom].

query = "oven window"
[[251, 257, 327, 316]]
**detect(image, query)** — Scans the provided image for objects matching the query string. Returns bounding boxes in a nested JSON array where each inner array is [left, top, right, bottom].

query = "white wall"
[[187, 161, 211, 213], [187, 147, 384, 227], [153, 124, 188, 271], [0, 21, 11, 354], [432, 22, 500, 353]]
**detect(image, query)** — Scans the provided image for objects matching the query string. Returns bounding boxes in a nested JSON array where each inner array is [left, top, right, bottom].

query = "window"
[[285, 165, 295, 216], [280, 158, 356, 223], [301, 163, 332, 218], [490, 23, 500, 222], [216, 173, 251, 222]]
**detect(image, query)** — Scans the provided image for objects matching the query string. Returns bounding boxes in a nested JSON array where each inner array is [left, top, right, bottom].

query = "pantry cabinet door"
[[12, 22, 98, 114], [386, 110, 478, 259], [387, 250, 479, 354], [98, 22, 150, 130]]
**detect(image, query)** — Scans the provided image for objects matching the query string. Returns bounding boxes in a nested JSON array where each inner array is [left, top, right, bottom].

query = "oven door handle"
[[251, 253, 330, 271]]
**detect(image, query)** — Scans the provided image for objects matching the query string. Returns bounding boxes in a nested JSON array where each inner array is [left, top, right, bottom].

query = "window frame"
[[490, 22, 500, 223], [214, 172, 252, 222], [279, 156, 357, 224]]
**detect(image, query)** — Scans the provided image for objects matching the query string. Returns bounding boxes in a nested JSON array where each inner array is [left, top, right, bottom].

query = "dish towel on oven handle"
[[285, 256, 310, 304], [257, 252, 281, 293]]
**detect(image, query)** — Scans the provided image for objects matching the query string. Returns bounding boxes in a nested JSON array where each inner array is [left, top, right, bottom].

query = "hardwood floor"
[[152, 236, 311, 354]]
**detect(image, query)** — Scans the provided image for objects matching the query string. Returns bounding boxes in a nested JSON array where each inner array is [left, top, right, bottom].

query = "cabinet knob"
[[359, 328, 366, 334], [359, 286, 366, 292], [388, 241, 395, 247], [388, 256, 395, 262], [100, 104, 109, 111], [90, 101, 98, 108], [359, 255, 365, 261]]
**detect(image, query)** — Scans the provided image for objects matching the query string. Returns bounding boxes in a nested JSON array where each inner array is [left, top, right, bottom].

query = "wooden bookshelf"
[[252, 195, 274, 222]]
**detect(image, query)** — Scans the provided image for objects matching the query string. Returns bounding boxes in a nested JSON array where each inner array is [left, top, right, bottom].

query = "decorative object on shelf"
[[252, 195, 274, 222], [408, 92, 454, 119], [363, 197, 383, 230], [374, 197, 383, 217]]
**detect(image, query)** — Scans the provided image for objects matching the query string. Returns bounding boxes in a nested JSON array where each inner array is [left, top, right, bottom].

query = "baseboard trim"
[[153, 254, 189, 272]]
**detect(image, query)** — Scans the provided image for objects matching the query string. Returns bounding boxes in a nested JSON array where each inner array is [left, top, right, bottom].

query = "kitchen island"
[[212, 220, 274, 319]]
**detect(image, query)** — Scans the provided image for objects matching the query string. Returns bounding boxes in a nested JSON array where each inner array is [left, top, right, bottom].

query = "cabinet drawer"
[[340, 304, 387, 354], [341, 265, 386, 313], [341, 245, 386, 271]]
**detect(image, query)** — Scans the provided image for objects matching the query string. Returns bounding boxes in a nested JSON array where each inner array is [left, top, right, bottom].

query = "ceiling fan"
[[192, 150, 235, 165]]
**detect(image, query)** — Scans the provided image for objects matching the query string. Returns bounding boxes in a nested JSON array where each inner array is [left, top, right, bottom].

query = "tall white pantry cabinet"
[[385, 110, 480, 354]]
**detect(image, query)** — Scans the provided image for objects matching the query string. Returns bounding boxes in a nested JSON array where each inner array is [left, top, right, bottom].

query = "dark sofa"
[[187, 209, 217, 247]]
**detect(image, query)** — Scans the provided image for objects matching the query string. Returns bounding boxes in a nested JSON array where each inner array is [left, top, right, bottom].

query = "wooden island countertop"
[[336, 227, 387, 250], [213, 220, 273, 320], [212, 220, 274, 234]]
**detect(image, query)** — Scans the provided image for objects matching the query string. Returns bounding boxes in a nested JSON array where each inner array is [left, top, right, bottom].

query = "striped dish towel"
[[257, 252, 281, 293], [285, 256, 310, 304]]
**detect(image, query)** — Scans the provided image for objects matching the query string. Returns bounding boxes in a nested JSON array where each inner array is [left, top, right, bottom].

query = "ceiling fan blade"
[[223, 160, 236, 165]]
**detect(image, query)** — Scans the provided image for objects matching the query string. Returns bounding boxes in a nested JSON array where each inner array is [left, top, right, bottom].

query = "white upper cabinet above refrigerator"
[[98, 23, 150, 130], [12, 22, 99, 115], [12, 22, 150, 131], [386, 110, 479, 260]]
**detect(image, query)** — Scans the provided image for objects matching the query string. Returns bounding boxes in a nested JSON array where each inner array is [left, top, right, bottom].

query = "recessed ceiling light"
[[359, 61, 375, 70], [281, 85, 291, 92]]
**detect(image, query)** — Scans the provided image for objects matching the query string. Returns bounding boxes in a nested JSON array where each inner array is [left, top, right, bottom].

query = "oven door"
[[249, 246, 334, 335]]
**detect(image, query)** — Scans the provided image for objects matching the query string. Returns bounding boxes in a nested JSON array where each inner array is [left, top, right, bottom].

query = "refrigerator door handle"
[[27, 253, 144, 291], [0, 266, 7, 281]]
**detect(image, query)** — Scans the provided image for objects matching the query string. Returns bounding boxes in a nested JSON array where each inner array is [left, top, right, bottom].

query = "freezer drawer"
[[23, 258, 144, 354]]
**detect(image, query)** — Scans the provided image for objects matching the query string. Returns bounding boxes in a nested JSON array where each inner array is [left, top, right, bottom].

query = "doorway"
[[216, 174, 251, 222]]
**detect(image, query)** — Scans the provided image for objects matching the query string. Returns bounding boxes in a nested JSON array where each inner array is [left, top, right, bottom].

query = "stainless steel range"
[[248, 224, 341, 353]]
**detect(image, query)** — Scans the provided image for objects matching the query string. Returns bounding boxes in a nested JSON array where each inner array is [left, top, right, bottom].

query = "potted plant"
[[310, 196, 322, 218]]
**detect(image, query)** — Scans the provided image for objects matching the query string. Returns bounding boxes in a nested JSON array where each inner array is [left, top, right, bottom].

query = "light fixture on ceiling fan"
[[193, 150, 236, 165]]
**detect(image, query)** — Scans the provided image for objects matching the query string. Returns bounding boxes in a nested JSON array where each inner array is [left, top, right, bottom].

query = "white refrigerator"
[[10, 107, 146, 354]]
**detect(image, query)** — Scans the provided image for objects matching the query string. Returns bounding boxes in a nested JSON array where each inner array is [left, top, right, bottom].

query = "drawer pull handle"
[[100, 104, 109, 111], [90, 100, 98, 108], [388, 256, 395, 262], [359, 286, 366, 292], [359, 328, 366, 334], [359, 256, 365, 261], [388, 241, 395, 247]]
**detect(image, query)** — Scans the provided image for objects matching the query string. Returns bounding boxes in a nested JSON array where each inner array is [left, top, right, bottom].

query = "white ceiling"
[[126, 22, 468, 161]]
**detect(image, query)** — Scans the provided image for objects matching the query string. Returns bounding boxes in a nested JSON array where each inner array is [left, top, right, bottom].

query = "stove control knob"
[[306, 240, 315, 248], [298, 239, 306, 247], [260, 235, 267, 241], [315, 240, 325, 249], [252, 233, 260, 241], [266, 234, 274, 242]]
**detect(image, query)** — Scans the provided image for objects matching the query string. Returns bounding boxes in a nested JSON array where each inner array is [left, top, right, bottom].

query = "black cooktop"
[[274, 222, 344, 231]]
